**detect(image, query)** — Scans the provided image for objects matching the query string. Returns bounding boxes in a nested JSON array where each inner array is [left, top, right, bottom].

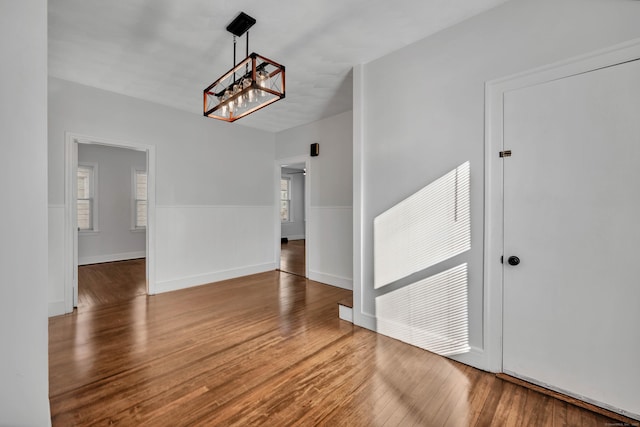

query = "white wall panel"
[[355, 0, 640, 371], [48, 78, 276, 310], [77, 144, 146, 263], [48, 205, 66, 316], [155, 205, 276, 293], [308, 206, 353, 289], [376, 264, 469, 357], [276, 112, 353, 289], [0, 0, 51, 423]]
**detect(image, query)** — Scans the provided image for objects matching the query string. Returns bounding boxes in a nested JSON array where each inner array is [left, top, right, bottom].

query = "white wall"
[[78, 143, 146, 264], [49, 77, 277, 314], [354, 0, 640, 370], [281, 169, 305, 239], [276, 111, 353, 289], [0, 0, 51, 424]]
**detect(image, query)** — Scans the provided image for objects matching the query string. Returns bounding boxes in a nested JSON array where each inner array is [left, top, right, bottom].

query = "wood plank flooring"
[[49, 263, 621, 426], [78, 258, 146, 308], [280, 239, 305, 277]]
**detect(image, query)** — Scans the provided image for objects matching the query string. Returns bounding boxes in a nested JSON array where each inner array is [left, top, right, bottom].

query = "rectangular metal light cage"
[[203, 53, 285, 122]]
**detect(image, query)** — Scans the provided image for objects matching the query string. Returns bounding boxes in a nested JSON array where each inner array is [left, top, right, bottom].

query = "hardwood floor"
[[78, 258, 146, 308], [49, 266, 621, 426], [280, 239, 305, 276]]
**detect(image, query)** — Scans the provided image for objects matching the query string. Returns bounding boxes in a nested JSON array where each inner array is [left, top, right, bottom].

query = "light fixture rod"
[[233, 35, 237, 82], [245, 31, 249, 75]]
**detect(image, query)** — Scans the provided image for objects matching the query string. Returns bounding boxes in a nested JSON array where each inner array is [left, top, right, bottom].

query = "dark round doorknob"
[[508, 256, 520, 266]]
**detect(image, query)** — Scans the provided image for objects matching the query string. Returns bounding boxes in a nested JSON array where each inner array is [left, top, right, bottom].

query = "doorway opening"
[[64, 133, 156, 313], [276, 157, 310, 278], [76, 143, 147, 308]]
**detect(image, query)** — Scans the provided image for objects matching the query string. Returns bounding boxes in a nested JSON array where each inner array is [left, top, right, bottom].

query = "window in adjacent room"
[[133, 169, 147, 229], [77, 164, 97, 231], [280, 177, 291, 222]]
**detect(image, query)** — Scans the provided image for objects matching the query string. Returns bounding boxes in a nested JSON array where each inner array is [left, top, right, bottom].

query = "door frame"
[[275, 155, 310, 278], [484, 38, 640, 372], [64, 132, 157, 313]]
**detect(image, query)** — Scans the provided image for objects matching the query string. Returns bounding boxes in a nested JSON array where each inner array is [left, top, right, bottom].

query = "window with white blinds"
[[77, 164, 96, 231], [134, 170, 147, 229]]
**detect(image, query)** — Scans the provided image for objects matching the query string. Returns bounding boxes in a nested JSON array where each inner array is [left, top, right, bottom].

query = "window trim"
[[77, 162, 99, 233]]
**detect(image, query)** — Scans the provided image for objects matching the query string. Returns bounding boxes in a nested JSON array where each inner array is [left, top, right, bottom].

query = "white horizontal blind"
[[135, 170, 147, 228], [374, 161, 470, 288], [77, 165, 93, 230], [376, 263, 470, 356]]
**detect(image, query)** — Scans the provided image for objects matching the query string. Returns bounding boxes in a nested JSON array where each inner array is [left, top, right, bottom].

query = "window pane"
[[77, 165, 94, 230], [77, 166, 92, 199], [280, 200, 289, 222], [77, 199, 92, 230], [136, 171, 147, 200], [136, 200, 147, 228]]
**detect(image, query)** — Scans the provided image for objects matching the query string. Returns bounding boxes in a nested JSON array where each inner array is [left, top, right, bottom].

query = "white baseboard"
[[155, 262, 277, 294], [353, 310, 377, 331], [355, 307, 488, 371], [48, 300, 66, 317], [338, 305, 353, 323], [308, 270, 352, 290], [448, 346, 486, 370], [79, 251, 146, 266], [282, 234, 305, 240]]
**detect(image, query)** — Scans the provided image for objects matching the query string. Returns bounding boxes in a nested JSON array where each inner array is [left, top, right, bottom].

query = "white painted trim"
[[352, 64, 368, 328], [64, 132, 157, 313], [275, 155, 311, 279], [308, 271, 353, 290], [63, 136, 77, 312], [338, 305, 353, 323], [484, 38, 640, 374], [155, 262, 276, 294], [48, 300, 66, 317], [78, 251, 146, 266], [282, 234, 305, 241], [450, 346, 486, 371]]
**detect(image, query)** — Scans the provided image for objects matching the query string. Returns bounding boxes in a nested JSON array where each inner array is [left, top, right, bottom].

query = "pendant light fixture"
[[203, 12, 285, 122]]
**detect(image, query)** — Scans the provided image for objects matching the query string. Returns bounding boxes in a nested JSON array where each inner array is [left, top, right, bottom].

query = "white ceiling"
[[48, 0, 509, 133]]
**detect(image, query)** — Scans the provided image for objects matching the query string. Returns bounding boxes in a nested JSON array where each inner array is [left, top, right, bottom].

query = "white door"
[[502, 58, 640, 417]]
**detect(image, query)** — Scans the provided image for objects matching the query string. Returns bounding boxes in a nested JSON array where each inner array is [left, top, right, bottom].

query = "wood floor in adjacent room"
[[49, 263, 620, 426], [280, 239, 305, 276]]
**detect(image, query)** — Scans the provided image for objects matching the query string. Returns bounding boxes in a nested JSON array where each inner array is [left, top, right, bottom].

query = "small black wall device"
[[310, 143, 319, 157]]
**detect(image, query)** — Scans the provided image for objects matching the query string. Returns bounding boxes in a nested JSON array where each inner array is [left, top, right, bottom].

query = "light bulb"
[[224, 88, 234, 114], [257, 70, 270, 97], [242, 78, 253, 105], [232, 84, 242, 108]]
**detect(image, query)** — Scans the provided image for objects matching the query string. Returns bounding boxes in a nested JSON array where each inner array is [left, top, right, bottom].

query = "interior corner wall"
[[356, 0, 640, 370], [275, 111, 353, 289], [77, 144, 146, 265], [48, 77, 277, 313], [0, 0, 51, 425]]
